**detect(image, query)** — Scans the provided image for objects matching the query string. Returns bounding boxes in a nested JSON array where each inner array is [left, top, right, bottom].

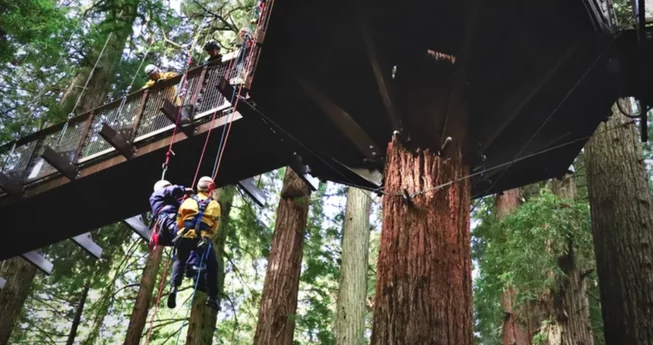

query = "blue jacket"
[[149, 185, 186, 216]]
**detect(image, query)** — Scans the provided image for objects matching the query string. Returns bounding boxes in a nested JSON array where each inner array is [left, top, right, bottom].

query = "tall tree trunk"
[[123, 245, 164, 345], [186, 186, 236, 345], [66, 280, 91, 345], [371, 135, 473, 345], [0, 258, 37, 345], [496, 189, 530, 345], [585, 100, 653, 345], [253, 168, 311, 345], [548, 175, 594, 345], [336, 187, 372, 345], [55, 0, 139, 123]]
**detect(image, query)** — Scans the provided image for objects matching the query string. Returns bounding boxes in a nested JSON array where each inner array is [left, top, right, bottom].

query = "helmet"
[[144, 64, 158, 76], [153, 179, 172, 192], [204, 40, 220, 51], [197, 176, 215, 192]]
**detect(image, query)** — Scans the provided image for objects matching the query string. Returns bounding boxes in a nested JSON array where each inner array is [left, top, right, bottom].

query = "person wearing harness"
[[168, 176, 222, 310], [149, 180, 193, 246]]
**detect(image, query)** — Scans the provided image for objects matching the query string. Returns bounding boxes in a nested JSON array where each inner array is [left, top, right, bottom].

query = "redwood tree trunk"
[[0, 258, 37, 345], [253, 168, 311, 345], [496, 189, 530, 345], [123, 244, 164, 345], [186, 186, 236, 345], [336, 187, 372, 345], [370, 135, 473, 345], [66, 280, 91, 345], [585, 101, 653, 345]]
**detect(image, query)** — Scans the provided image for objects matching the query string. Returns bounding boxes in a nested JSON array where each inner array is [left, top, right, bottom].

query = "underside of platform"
[[250, 0, 621, 198]]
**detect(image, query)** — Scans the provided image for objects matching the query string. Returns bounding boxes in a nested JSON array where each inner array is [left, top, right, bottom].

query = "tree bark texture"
[[370, 136, 473, 345], [123, 244, 164, 345], [585, 101, 653, 345], [336, 187, 373, 345], [253, 168, 311, 345], [495, 189, 530, 345], [550, 175, 594, 345], [186, 186, 236, 345], [66, 280, 91, 345], [0, 258, 37, 345]]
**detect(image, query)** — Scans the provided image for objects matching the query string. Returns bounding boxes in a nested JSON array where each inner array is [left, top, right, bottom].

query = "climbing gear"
[[153, 179, 172, 192], [151, 213, 177, 246], [173, 194, 213, 242], [197, 176, 215, 193]]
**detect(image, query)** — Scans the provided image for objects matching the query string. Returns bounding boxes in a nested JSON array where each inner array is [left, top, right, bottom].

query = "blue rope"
[[210, 44, 249, 178], [174, 240, 212, 345]]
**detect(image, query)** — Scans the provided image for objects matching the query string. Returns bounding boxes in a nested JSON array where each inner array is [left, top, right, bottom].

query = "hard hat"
[[144, 64, 158, 75], [154, 179, 172, 192], [197, 176, 215, 192], [204, 40, 220, 51]]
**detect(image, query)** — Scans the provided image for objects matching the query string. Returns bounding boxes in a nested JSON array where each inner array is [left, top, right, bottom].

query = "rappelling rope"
[[144, 247, 172, 345], [161, 11, 209, 180]]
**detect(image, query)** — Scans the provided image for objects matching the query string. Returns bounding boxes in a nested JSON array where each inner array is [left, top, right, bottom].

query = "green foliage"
[[473, 187, 595, 345]]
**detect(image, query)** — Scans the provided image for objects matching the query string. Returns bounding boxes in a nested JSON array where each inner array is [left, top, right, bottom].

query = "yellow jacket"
[[176, 192, 221, 239], [141, 71, 179, 89]]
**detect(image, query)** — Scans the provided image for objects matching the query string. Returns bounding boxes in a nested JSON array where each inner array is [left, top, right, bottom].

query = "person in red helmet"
[[168, 176, 222, 310]]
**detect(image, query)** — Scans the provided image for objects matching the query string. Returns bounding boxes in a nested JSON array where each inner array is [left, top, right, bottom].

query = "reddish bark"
[[123, 245, 164, 345], [496, 189, 530, 345], [371, 136, 473, 345], [0, 258, 37, 345], [253, 168, 311, 345]]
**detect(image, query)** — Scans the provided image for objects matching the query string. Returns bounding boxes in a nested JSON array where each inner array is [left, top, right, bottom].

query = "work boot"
[[206, 297, 220, 311], [167, 287, 178, 309]]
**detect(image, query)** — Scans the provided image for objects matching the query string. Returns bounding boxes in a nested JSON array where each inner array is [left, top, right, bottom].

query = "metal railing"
[[0, 56, 246, 190]]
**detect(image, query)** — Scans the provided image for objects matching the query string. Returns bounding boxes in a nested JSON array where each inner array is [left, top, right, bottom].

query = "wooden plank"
[[71, 233, 103, 259], [0, 172, 23, 196], [41, 146, 78, 180], [123, 215, 152, 241], [130, 90, 149, 142], [237, 177, 266, 207], [21, 251, 53, 275], [99, 123, 136, 159], [74, 113, 95, 161]]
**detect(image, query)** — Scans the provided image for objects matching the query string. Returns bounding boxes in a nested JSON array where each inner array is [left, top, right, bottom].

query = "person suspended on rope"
[[168, 176, 222, 311], [203, 40, 223, 64], [149, 180, 194, 247]]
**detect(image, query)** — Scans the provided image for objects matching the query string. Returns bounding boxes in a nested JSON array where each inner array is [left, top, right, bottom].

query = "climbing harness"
[[173, 194, 213, 243]]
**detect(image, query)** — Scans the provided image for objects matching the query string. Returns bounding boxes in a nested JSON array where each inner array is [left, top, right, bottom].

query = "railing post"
[[73, 112, 95, 163], [190, 65, 209, 106], [130, 90, 149, 143]]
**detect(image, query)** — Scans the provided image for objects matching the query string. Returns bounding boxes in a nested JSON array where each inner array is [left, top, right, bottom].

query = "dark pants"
[[156, 213, 178, 246], [170, 238, 218, 299]]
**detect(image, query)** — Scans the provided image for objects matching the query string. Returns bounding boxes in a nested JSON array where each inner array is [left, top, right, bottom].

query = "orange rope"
[[144, 248, 172, 345]]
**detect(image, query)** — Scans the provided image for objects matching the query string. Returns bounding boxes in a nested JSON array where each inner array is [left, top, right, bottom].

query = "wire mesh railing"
[[0, 56, 244, 187]]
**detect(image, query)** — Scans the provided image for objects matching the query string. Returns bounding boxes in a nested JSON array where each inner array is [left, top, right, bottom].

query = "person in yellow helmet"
[[167, 176, 221, 310]]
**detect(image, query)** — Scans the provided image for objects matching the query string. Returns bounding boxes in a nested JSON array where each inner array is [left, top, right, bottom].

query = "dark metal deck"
[[248, 0, 623, 198], [0, 0, 643, 260]]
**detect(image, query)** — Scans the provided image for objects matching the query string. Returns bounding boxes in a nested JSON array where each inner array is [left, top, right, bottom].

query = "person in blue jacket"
[[149, 180, 193, 246]]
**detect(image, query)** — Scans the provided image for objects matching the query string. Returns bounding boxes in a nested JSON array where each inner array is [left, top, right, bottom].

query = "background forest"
[[1, 0, 652, 344]]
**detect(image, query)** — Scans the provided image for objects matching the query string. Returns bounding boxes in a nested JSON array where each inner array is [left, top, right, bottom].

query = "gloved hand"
[[184, 188, 194, 194]]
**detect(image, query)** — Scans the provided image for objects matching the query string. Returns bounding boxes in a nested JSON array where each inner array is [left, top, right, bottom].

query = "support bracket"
[[297, 78, 381, 160], [21, 251, 53, 275], [122, 215, 152, 241], [0, 172, 24, 196], [237, 177, 267, 207], [99, 123, 136, 159], [289, 153, 319, 191], [160, 100, 197, 137], [41, 146, 78, 180], [0, 277, 5, 289], [71, 232, 103, 259]]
